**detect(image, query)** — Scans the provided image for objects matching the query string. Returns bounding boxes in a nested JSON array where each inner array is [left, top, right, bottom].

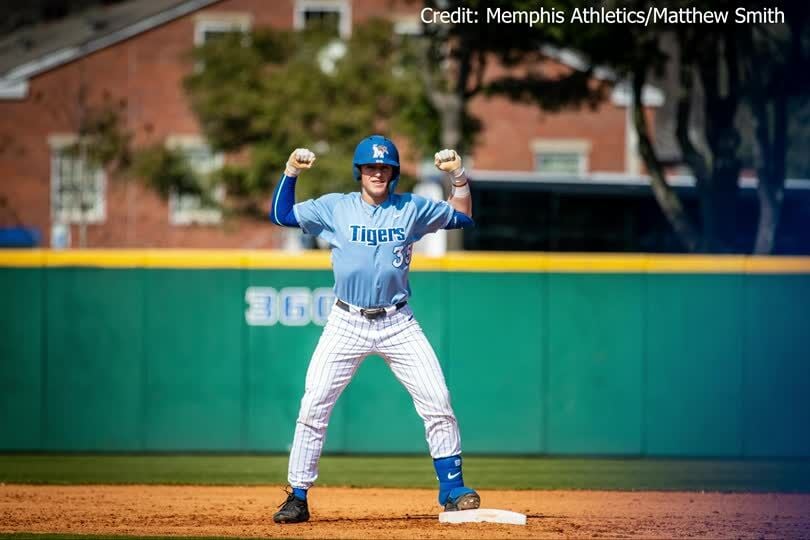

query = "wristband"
[[451, 182, 470, 198], [284, 164, 300, 177]]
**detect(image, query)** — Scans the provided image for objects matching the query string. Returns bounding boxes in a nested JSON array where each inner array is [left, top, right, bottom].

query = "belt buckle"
[[361, 307, 385, 320]]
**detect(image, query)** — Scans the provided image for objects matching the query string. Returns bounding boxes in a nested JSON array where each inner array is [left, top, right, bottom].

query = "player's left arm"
[[435, 149, 473, 229], [269, 149, 316, 227]]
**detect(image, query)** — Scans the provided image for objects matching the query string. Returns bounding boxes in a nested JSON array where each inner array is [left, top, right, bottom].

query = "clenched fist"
[[434, 149, 465, 181], [285, 148, 316, 177]]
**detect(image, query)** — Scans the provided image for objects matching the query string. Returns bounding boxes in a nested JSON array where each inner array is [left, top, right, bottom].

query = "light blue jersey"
[[293, 192, 454, 308]]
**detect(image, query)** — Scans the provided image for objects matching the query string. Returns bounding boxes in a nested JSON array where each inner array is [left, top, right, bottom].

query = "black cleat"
[[273, 488, 310, 524]]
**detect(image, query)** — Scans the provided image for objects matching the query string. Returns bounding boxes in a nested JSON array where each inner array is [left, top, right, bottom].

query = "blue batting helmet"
[[353, 135, 400, 192]]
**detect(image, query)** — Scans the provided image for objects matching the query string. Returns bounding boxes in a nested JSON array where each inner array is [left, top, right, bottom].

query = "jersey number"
[[392, 244, 413, 268]]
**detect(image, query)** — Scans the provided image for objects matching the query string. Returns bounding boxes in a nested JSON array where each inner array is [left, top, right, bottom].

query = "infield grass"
[[1, 455, 809, 492]]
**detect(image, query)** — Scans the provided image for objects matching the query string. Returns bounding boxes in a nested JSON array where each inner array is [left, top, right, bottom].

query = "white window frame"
[[193, 13, 252, 46], [392, 15, 422, 36], [48, 134, 106, 224], [294, 0, 351, 38], [166, 135, 225, 226], [532, 139, 591, 176]]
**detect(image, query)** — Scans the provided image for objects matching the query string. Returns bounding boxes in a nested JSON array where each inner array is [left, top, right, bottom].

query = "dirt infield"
[[1, 485, 809, 539]]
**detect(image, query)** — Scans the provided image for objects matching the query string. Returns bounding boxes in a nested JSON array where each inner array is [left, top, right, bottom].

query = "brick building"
[[0, 0, 657, 249]]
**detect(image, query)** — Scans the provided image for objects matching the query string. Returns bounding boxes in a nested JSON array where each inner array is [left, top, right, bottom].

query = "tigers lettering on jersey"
[[293, 192, 454, 307], [349, 225, 406, 246]]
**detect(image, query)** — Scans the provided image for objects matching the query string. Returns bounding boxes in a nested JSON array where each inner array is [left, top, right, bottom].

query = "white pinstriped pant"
[[287, 302, 461, 489]]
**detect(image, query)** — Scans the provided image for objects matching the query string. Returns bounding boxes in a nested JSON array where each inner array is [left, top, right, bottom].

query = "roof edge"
[[452, 170, 810, 190], [0, 0, 222, 98], [0, 78, 29, 99], [539, 44, 663, 107]]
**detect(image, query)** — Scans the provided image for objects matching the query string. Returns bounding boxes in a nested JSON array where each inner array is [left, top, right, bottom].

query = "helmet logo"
[[372, 144, 389, 159]]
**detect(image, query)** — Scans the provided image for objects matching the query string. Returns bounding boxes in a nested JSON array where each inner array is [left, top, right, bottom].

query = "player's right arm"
[[268, 148, 316, 227], [434, 149, 472, 218]]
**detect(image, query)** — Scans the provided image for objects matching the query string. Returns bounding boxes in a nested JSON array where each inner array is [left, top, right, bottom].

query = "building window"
[[194, 13, 252, 45], [193, 14, 252, 73], [49, 135, 106, 224], [536, 153, 582, 175], [532, 139, 590, 176], [170, 188, 224, 226], [166, 136, 225, 226], [294, 0, 351, 38], [392, 16, 422, 36]]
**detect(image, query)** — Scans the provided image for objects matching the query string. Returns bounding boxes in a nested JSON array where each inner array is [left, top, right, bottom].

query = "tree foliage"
[[62, 94, 132, 172], [183, 20, 439, 204], [411, 0, 809, 253], [418, 0, 608, 153], [131, 144, 199, 198], [472, 0, 810, 253]]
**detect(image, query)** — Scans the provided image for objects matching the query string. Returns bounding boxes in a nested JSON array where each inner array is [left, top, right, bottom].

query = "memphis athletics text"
[[421, 6, 785, 26]]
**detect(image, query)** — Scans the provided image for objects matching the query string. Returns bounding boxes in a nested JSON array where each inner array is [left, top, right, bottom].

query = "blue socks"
[[433, 455, 465, 505], [292, 487, 308, 501]]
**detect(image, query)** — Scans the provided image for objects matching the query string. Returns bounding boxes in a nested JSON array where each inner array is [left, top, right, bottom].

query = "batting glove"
[[285, 148, 316, 177], [434, 149, 466, 185]]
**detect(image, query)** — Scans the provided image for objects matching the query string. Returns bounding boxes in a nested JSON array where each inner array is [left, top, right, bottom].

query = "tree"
[[417, 0, 599, 154], [60, 88, 131, 247], [655, 18, 743, 253], [482, 0, 810, 253], [629, 2, 810, 253], [485, 0, 724, 252], [183, 20, 437, 209], [405, 0, 810, 254], [416, 0, 607, 249], [740, 3, 810, 252]]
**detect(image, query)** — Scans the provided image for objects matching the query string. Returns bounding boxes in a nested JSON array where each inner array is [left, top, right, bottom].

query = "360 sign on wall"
[[245, 287, 336, 326]]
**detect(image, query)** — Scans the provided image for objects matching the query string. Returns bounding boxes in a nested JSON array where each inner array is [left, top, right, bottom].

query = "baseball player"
[[268, 135, 478, 524]]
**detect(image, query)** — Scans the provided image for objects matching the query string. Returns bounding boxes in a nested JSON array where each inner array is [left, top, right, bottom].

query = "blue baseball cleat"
[[443, 486, 481, 511]]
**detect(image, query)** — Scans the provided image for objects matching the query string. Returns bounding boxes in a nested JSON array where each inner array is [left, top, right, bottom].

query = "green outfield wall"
[[1, 250, 809, 457]]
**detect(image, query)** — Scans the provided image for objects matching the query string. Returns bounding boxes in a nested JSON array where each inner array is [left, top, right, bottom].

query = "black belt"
[[336, 299, 407, 320]]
